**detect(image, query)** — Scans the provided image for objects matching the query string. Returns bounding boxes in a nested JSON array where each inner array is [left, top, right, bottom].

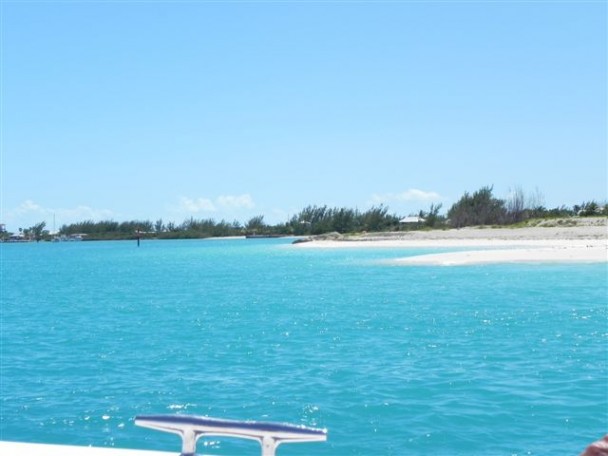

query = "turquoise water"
[[1, 239, 606, 455]]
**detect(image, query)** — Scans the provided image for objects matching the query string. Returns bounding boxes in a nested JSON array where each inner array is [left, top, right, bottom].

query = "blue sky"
[[2, 0, 606, 232]]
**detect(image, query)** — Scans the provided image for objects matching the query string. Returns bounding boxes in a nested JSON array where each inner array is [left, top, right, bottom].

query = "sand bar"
[[293, 219, 608, 265], [392, 245, 606, 266]]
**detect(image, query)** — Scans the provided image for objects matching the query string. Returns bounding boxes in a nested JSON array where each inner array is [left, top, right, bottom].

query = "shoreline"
[[293, 221, 608, 265]]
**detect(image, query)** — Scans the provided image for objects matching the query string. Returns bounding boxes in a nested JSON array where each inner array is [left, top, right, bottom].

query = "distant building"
[[399, 216, 425, 224], [7, 234, 29, 242]]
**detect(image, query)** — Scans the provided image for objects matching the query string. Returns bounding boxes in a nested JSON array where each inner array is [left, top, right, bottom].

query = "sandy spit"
[[293, 220, 608, 265]]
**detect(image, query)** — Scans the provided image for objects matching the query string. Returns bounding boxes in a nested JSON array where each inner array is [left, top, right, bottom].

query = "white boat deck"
[[0, 442, 176, 456], [1, 415, 327, 456]]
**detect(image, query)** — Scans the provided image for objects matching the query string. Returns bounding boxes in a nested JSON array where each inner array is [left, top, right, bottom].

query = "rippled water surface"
[[1, 239, 606, 455]]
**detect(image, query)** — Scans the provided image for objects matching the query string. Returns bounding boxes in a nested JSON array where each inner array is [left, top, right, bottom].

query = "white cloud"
[[217, 194, 255, 209], [17, 199, 43, 213], [370, 189, 442, 204], [9, 200, 114, 220], [178, 196, 217, 212], [4, 200, 114, 231], [177, 194, 255, 214], [60, 205, 114, 220]]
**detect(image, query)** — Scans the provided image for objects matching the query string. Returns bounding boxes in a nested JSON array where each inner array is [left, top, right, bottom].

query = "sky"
[[1, 0, 606, 232]]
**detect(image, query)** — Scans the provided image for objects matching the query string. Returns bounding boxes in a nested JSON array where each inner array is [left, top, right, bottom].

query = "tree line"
[[3, 186, 606, 241], [50, 205, 402, 240]]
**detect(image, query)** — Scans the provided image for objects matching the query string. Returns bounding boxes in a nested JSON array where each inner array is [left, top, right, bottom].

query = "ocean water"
[[1, 238, 606, 455]]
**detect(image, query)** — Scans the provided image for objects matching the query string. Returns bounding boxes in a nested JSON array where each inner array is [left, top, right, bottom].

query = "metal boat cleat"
[[135, 414, 327, 456]]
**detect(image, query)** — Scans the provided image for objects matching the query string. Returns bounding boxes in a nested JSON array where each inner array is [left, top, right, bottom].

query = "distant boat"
[[52, 234, 85, 242]]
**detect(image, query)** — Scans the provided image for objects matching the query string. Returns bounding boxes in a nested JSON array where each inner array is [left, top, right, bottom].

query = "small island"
[[3, 187, 607, 249]]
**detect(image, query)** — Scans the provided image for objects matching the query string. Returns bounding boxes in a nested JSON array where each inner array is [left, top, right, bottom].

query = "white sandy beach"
[[293, 219, 608, 265]]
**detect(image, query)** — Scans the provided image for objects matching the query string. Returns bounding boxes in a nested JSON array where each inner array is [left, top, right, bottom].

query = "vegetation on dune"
[[447, 186, 507, 228], [285, 205, 398, 235], [2, 187, 606, 241]]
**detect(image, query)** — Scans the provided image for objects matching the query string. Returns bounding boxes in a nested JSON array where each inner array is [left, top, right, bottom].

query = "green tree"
[[420, 203, 443, 228], [30, 221, 47, 241], [331, 208, 358, 233], [447, 186, 507, 228], [506, 186, 526, 223], [246, 215, 266, 233], [577, 201, 601, 216], [361, 205, 398, 232]]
